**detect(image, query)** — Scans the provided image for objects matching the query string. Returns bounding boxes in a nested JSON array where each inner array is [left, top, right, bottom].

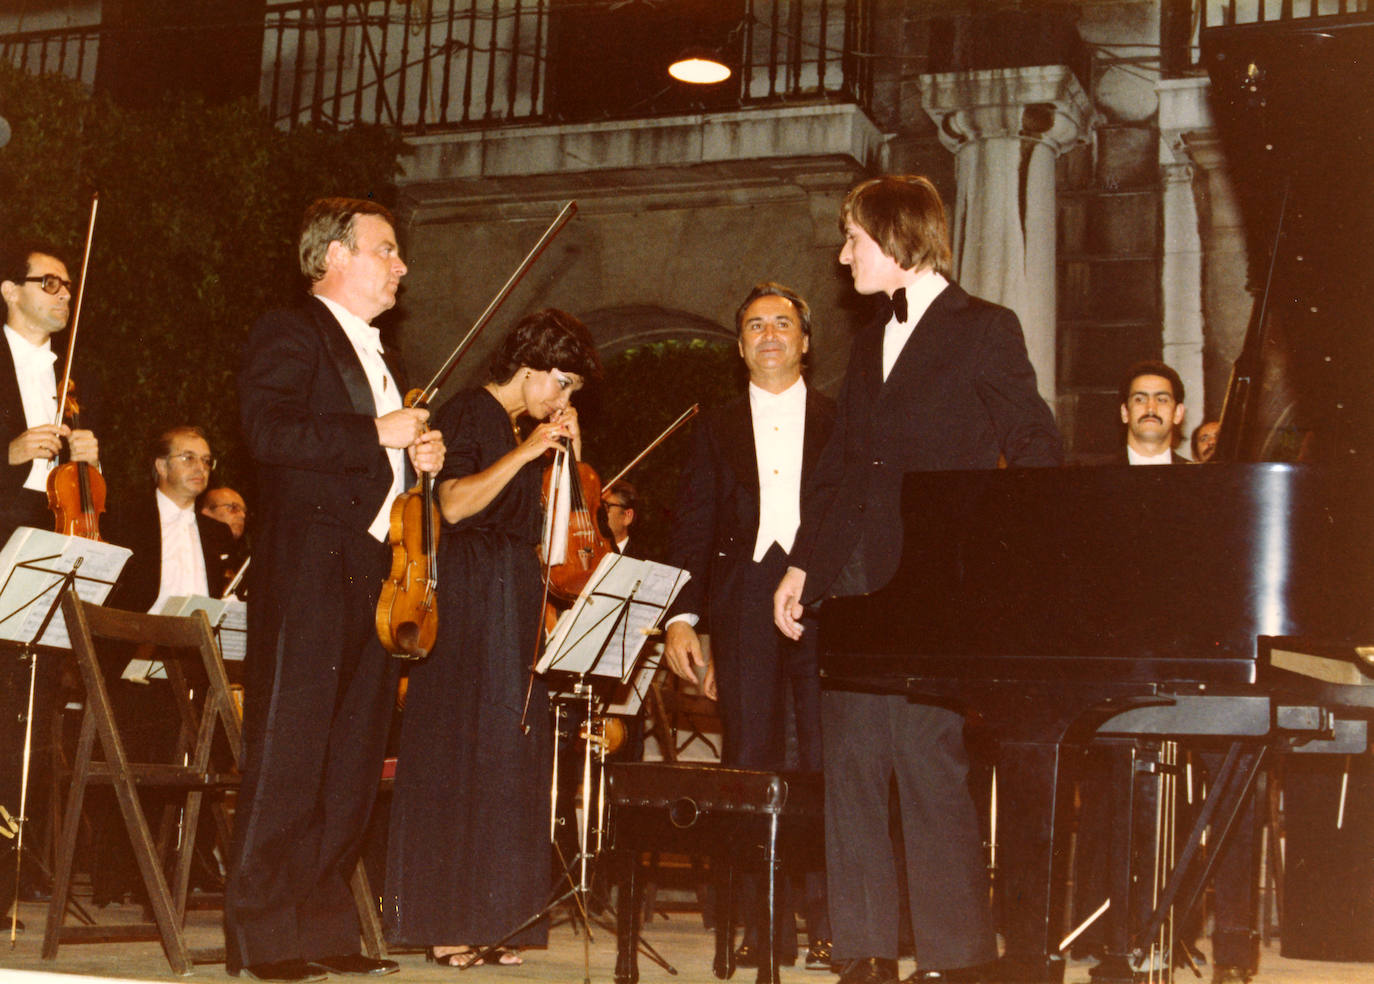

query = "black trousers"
[[822, 691, 996, 970], [225, 531, 398, 969], [713, 545, 828, 949]]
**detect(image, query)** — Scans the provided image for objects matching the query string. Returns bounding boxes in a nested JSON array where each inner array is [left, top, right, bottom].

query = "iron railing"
[[0, 22, 101, 89], [2, 1, 871, 134], [1162, 0, 1371, 75]]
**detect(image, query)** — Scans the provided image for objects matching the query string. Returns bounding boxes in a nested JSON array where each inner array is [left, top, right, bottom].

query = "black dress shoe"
[[806, 938, 834, 971], [837, 956, 900, 984], [233, 959, 327, 983], [307, 954, 400, 976]]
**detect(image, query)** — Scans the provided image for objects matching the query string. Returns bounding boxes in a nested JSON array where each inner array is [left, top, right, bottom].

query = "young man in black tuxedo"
[[774, 176, 1063, 984]]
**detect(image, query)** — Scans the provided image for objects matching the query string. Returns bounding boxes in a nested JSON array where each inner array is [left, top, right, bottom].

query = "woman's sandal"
[[426, 946, 523, 967]]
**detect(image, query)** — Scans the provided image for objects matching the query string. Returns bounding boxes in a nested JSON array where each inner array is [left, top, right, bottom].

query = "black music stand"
[[0, 527, 131, 943], [467, 554, 686, 981]]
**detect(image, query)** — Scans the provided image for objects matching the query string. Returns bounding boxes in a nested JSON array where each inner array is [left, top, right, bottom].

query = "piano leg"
[[1089, 740, 1169, 984], [994, 740, 1071, 984]]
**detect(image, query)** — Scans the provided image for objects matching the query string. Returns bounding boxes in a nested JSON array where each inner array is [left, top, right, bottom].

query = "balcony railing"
[[0, 22, 100, 89], [2, 1, 872, 134], [1162, 0, 1371, 75]]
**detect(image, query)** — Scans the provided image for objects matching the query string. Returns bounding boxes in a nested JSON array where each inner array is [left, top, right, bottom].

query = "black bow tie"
[[880, 287, 908, 324]]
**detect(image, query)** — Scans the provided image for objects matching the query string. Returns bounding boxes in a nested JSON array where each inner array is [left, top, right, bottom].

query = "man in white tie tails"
[[662, 282, 836, 972]]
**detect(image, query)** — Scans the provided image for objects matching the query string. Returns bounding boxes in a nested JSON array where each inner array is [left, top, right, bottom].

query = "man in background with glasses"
[[108, 425, 236, 615], [0, 240, 104, 927], [88, 425, 238, 905]]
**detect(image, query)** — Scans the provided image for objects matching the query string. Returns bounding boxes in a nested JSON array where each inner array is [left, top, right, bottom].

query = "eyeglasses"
[[165, 451, 216, 470], [22, 274, 74, 296], [603, 502, 628, 512], [207, 502, 246, 515]]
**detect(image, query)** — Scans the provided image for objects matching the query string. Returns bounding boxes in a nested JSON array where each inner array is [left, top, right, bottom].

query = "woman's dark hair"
[[487, 308, 603, 385]]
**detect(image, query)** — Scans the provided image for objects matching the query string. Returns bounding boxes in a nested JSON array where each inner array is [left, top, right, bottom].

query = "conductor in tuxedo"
[[663, 281, 835, 970], [226, 198, 445, 983], [774, 176, 1063, 984]]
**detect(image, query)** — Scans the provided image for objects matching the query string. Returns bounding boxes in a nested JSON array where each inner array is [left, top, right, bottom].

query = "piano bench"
[[604, 762, 824, 984]]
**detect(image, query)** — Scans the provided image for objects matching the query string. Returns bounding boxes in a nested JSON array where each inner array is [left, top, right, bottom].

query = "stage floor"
[[1, 896, 1371, 984]]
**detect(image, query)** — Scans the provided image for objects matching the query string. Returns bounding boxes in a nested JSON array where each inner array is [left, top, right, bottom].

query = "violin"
[[541, 439, 615, 603], [46, 381, 106, 540], [47, 194, 104, 542], [375, 389, 440, 660], [374, 201, 578, 664]]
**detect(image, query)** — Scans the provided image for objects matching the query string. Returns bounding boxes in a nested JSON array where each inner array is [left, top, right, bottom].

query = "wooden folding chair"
[[42, 595, 242, 973]]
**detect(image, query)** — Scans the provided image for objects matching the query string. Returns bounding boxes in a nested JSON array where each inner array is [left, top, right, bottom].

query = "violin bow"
[[601, 403, 699, 495], [415, 200, 577, 407], [52, 193, 99, 424]]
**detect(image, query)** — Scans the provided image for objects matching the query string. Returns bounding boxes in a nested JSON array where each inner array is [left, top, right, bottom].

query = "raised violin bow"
[[601, 403, 699, 495], [415, 200, 578, 407]]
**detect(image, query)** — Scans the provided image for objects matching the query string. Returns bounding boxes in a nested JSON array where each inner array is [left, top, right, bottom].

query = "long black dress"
[[384, 387, 551, 947]]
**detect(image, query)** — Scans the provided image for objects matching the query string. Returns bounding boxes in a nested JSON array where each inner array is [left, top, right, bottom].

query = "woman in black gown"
[[384, 309, 601, 966]]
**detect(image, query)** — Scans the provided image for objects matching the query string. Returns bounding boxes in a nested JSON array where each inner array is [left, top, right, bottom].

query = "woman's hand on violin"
[[519, 416, 574, 464], [408, 428, 445, 476], [549, 406, 582, 458], [9, 423, 67, 465], [67, 428, 99, 465], [377, 407, 430, 449]]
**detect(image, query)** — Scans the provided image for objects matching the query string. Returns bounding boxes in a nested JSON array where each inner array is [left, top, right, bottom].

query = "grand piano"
[[818, 12, 1374, 984]]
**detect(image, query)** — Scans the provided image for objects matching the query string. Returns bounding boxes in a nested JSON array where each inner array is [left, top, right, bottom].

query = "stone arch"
[[578, 305, 735, 362]]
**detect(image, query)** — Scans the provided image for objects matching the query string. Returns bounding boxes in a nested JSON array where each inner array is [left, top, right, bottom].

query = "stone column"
[[1158, 76, 1213, 442], [918, 65, 1092, 410]]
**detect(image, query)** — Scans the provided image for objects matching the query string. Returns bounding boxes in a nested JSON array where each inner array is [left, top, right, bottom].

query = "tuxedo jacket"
[[1, 338, 57, 537], [791, 282, 1062, 603], [237, 296, 411, 671], [667, 387, 836, 632], [106, 491, 235, 613], [0, 334, 107, 542]]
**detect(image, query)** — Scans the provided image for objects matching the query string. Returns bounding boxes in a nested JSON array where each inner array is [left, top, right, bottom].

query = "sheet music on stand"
[[537, 553, 688, 683], [162, 595, 247, 661], [0, 527, 130, 649], [122, 594, 249, 682], [603, 641, 663, 717]]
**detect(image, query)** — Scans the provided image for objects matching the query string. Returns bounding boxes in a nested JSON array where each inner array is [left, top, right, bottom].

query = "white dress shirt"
[[315, 295, 405, 542], [149, 489, 210, 615], [750, 376, 808, 562], [4, 324, 59, 492], [881, 270, 950, 382], [1127, 446, 1175, 465]]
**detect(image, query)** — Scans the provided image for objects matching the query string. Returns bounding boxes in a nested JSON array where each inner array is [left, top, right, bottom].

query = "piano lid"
[[817, 463, 1374, 684], [1202, 14, 1374, 463]]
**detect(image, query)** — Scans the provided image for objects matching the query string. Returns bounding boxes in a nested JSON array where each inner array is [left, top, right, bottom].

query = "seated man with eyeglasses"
[[91, 425, 238, 905], [201, 485, 251, 598]]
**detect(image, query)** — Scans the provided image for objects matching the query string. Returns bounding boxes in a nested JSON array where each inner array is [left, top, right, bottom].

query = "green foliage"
[[580, 338, 744, 561], [0, 62, 403, 506]]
